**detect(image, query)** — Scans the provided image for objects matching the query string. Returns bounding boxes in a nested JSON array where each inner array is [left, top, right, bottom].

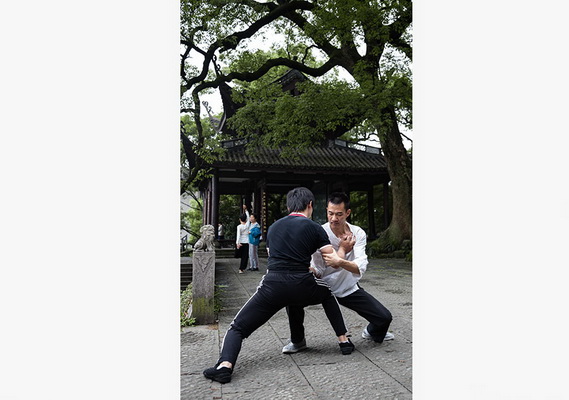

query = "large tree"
[[181, 0, 412, 245]]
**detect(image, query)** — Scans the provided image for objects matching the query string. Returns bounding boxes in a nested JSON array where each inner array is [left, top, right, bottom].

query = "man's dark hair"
[[239, 214, 247, 222], [328, 192, 350, 210], [286, 187, 315, 212]]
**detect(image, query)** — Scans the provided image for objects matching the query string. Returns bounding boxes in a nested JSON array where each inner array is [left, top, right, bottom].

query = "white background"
[[1, 1, 568, 399]]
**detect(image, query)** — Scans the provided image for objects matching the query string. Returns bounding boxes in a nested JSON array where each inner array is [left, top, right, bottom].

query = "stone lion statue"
[[193, 224, 215, 252]]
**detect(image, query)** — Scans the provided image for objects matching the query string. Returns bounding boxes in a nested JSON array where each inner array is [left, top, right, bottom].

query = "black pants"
[[218, 270, 347, 367], [238, 243, 249, 271], [288, 284, 392, 343]]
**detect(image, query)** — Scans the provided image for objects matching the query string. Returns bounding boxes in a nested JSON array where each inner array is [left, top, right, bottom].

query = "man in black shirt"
[[203, 187, 353, 384]]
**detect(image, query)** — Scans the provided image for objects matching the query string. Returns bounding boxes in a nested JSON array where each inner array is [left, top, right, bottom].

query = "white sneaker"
[[361, 327, 373, 340], [282, 339, 307, 354], [362, 328, 395, 341]]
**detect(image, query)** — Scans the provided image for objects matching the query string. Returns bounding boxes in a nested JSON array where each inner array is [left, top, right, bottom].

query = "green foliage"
[[181, 115, 227, 162], [181, 0, 412, 243], [348, 191, 368, 230], [219, 194, 242, 241], [182, 0, 412, 146], [368, 229, 412, 258], [181, 193, 242, 244], [345, 186, 392, 238], [228, 77, 367, 157], [180, 112, 231, 192], [180, 284, 196, 328], [181, 195, 203, 245]]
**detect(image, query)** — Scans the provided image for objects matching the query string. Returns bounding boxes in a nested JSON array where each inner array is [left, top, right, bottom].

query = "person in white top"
[[218, 223, 224, 240], [283, 192, 393, 352], [235, 205, 250, 273]]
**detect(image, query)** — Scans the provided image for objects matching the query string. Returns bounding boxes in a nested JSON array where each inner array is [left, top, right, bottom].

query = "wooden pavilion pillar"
[[202, 182, 211, 225], [207, 181, 213, 225], [253, 181, 261, 214], [211, 170, 219, 232], [245, 190, 253, 213], [260, 184, 269, 238], [201, 190, 206, 225], [367, 186, 376, 238]]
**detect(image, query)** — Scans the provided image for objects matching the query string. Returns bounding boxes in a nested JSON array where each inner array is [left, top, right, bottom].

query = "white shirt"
[[311, 222, 368, 298], [236, 210, 251, 245], [236, 223, 249, 244]]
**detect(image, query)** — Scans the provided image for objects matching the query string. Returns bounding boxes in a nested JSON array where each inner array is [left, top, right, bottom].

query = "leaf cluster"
[[181, 195, 204, 244], [228, 77, 367, 155]]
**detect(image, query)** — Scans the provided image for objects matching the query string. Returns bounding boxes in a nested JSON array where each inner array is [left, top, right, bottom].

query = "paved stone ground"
[[181, 256, 412, 400]]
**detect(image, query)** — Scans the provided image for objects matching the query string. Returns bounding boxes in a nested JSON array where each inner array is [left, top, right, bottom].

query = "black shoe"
[[252, 267, 259, 271], [203, 365, 232, 383], [339, 339, 355, 355]]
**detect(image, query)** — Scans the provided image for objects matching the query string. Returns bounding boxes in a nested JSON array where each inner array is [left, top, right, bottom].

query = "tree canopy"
[[180, 0, 412, 245]]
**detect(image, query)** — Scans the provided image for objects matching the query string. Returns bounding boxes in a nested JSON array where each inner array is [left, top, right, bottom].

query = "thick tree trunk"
[[375, 106, 412, 246], [351, 64, 412, 248]]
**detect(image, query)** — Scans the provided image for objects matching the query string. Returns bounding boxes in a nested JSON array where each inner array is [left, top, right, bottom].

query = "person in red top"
[[203, 187, 353, 384]]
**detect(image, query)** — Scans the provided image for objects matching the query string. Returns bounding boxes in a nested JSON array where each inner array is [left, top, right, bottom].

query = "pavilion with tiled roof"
[[199, 136, 391, 239], [194, 69, 393, 238]]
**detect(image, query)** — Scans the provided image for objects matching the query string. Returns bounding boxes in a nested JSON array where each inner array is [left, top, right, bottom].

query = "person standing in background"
[[218, 223, 224, 240], [235, 207, 250, 274], [247, 213, 261, 271]]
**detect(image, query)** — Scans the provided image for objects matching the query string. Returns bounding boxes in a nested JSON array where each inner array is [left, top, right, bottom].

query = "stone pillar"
[[191, 251, 216, 324]]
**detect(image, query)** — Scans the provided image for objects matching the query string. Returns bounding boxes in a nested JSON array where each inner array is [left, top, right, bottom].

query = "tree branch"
[[401, 132, 412, 143], [386, 1, 412, 60], [192, 56, 340, 95], [180, 42, 192, 86], [279, 5, 362, 74], [180, 24, 207, 86], [219, 1, 315, 53], [225, 0, 277, 13], [183, 0, 316, 93]]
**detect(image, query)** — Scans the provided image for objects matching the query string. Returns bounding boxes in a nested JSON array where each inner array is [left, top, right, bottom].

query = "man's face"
[[327, 202, 350, 228]]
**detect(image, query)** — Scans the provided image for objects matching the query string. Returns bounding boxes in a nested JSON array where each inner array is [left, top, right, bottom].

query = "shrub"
[[180, 284, 195, 328]]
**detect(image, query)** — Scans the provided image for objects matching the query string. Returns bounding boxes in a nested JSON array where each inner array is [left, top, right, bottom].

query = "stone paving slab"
[[181, 256, 412, 399]]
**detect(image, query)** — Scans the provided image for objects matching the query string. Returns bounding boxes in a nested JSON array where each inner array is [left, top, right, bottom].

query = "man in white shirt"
[[282, 192, 393, 353]]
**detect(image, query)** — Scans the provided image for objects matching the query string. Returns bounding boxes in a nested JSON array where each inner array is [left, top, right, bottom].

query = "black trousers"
[[238, 243, 249, 271], [288, 284, 392, 343], [218, 271, 347, 367]]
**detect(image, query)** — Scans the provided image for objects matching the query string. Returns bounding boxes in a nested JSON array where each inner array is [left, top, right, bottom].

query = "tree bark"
[[374, 106, 412, 245]]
